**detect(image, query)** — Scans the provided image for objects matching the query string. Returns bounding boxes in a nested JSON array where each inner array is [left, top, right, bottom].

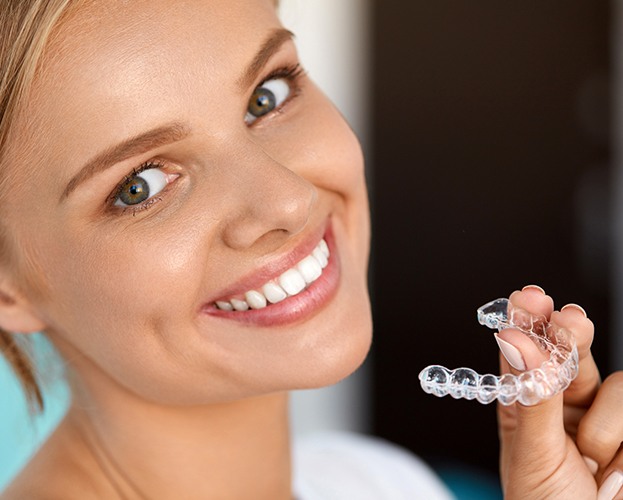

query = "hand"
[[498, 286, 623, 500]]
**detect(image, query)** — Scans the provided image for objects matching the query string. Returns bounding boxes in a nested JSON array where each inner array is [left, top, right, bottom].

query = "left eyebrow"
[[237, 28, 295, 91]]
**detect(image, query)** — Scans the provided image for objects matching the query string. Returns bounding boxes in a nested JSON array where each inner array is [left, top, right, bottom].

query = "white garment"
[[292, 432, 456, 500]]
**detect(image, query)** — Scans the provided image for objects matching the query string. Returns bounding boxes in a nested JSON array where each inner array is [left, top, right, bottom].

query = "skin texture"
[[0, 0, 372, 498]]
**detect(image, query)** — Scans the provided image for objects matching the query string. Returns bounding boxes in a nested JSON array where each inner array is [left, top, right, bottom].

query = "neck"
[[68, 378, 292, 500]]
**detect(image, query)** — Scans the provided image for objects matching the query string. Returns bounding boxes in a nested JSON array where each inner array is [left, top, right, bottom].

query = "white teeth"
[[278, 268, 306, 296], [231, 299, 249, 311], [319, 239, 329, 257], [297, 255, 322, 284], [215, 238, 330, 311], [245, 290, 267, 310], [262, 282, 287, 304], [312, 247, 328, 269]]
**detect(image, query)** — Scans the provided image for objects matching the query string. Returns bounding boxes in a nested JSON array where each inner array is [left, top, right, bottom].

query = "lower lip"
[[201, 230, 340, 327]]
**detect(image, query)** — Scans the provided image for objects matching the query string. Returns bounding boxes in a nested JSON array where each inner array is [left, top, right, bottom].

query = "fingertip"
[[561, 303, 588, 318], [509, 287, 555, 321], [522, 284, 546, 294]]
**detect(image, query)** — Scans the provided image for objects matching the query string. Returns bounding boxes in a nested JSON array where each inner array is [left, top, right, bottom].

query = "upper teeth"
[[215, 238, 330, 311]]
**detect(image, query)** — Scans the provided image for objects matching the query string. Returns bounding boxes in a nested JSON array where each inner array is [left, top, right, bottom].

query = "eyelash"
[[108, 63, 306, 216], [260, 63, 306, 88]]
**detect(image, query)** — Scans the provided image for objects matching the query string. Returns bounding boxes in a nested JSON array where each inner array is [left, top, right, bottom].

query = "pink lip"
[[200, 221, 340, 327]]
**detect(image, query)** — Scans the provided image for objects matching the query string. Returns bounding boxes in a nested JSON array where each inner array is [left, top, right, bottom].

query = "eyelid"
[[257, 63, 305, 88]]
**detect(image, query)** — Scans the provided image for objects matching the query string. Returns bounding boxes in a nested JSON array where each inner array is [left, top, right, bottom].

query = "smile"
[[214, 238, 330, 311]]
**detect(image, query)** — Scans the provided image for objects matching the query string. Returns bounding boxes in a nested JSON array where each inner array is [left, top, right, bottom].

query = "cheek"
[[308, 100, 370, 264], [27, 217, 235, 402], [35, 216, 208, 346], [258, 84, 366, 193], [298, 94, 366, 192]]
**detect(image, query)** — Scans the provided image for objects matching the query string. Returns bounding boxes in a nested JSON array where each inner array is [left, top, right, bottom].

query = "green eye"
[[115, 168, 168, 207], [118, 177, 149, 205], [245, 78, 290, 124]]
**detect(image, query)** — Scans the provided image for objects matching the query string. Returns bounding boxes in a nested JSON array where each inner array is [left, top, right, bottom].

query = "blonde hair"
[[0, 0, 77, 412]]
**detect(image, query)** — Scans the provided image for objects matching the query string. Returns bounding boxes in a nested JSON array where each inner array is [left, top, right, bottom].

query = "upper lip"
[[204, 220, 329, 305]]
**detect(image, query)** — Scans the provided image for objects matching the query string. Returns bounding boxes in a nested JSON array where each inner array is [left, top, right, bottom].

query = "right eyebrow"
[[236, 28, 295, 91], [61, 122, 190, 201]]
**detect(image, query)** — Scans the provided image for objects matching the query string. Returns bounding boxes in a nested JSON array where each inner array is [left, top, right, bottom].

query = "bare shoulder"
[[1, 415, 114, 500]]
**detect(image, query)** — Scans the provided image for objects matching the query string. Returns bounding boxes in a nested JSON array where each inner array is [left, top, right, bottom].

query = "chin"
[[289, 302, 373, 390]]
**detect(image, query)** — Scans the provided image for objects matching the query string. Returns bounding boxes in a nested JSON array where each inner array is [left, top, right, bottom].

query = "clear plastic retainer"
[[418, 298, 579, 406]]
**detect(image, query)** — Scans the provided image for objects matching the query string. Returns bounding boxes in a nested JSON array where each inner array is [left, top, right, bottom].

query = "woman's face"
[[3, 0, 371, 404]]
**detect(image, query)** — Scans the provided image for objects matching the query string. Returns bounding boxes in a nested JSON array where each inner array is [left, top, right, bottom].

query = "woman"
[[0, 1, 621, 498]]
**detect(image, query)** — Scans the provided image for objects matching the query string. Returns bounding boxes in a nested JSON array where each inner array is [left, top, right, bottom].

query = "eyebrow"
[[61, 123, 189, 200], [237, 28, 295, 90]]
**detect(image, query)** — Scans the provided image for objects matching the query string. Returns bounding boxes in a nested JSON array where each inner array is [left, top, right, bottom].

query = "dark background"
[[370, 0, 611, 480]]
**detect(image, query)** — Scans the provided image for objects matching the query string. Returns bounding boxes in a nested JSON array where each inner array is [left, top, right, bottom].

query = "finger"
[[496, 334, 567, 475], [598, 468, 623, 500], [499, 392, 567, 476], [495, 327, 549, 372], [496, 285, 555, 375], [498, 287, 565, 475], [551, 305, 599, 408], [577, 372, 623, 474], [497, 286, 553, 431], [507, 288, 600, 412], [508, 287, 554, 322]]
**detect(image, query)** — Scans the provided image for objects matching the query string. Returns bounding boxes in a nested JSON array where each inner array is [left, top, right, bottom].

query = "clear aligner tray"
[[418, 298, 579, 406]]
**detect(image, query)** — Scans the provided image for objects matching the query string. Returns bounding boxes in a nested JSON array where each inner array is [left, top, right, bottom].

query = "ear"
[[0, 284, 46, 334]]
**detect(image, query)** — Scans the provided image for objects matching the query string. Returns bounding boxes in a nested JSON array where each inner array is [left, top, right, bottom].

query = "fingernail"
[[561, 303, 588, 318], [494, 333, 526, 371], [522, 284, 545, 294], [582, 455, 599, 475], [598, 470, 623, 500]]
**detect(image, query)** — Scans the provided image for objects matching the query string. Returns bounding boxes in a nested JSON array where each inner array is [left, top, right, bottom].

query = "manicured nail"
[[582, 455, 599, 475], [494, 333, 526, 371], [561, 303, 588, 318], [522, 284, 545, 294], [598, 470, 623, 500]]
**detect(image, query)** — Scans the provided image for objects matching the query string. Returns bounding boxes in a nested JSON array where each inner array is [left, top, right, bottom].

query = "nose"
[[221, 147, 317, 251]]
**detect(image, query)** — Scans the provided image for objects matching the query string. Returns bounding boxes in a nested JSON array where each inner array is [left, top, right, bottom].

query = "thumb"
[[497, 329, 568, 478]]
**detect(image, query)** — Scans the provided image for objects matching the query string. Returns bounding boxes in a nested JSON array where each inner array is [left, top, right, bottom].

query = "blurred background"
[[0, 1, 618, 498]]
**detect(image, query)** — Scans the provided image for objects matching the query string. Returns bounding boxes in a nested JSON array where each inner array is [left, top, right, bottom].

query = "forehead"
[[16, 0, 281, 172]]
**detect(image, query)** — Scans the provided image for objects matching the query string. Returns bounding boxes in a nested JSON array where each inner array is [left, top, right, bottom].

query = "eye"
[[245, 77, 291, 124], [114, 168, 169, 207]]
